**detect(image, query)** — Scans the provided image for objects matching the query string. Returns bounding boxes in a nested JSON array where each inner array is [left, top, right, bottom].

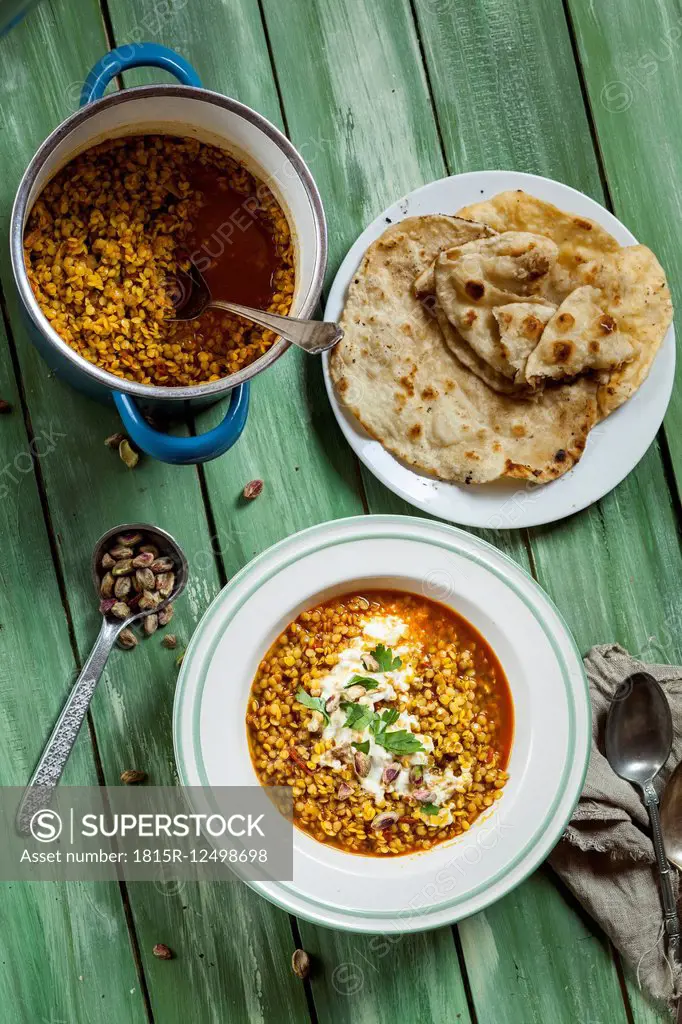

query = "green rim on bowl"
[[173, 515, 590, 931]]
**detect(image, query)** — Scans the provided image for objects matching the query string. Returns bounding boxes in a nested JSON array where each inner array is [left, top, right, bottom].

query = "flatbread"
[[412, 216, 497, 295], [331, 218, 599, 484], [457, 191, 621, 303], [433, 233, 558, 383], [524, 285, 635, 385], [493, 302, 557, 378], [575, 245, 672, 416]]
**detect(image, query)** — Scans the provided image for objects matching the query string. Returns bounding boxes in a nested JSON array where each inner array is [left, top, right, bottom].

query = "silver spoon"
[[662, 760, 682, 872], [170, 257, 343, 355], [661, 765, 682, 1021], [606, 671, 680, 961], [17, 523, 188, 832]]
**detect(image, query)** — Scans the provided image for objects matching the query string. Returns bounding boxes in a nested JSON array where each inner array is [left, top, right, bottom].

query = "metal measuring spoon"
[[170, 257, 343, 355], [17, 523, 188, 831], [606, 671, 681, 961]]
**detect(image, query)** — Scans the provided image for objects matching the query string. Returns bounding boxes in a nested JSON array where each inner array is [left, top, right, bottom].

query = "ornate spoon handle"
[[210, 300, 343, 355], [17, 618, 120, 833], [643, 780, 681, 958]]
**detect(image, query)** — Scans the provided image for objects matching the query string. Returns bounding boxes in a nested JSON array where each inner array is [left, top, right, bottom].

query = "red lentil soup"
[[246, 590, 513, 856], [24, 134, 294, 387]]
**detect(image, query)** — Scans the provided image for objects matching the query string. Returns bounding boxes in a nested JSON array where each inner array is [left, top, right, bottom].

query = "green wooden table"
[[0, 0, 679, 1021]]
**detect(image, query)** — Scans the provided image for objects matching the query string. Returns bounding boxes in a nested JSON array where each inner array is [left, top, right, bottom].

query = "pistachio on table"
[[152, 943, 173, 960], [104, 432, 127, 450], [118, 438, 139, 469], [291, 948, 310, 980]]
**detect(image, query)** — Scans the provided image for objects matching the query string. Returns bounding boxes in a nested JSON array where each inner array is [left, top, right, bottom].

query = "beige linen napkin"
[[549, 643, 682, 1008]]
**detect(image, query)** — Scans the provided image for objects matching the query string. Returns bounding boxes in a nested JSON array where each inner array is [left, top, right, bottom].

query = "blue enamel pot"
[[10, 43, 327, 464]]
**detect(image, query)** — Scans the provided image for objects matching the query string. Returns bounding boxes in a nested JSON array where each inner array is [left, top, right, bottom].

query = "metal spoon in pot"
[[169, 257, 343, 355], [606, 671, 681, 961], [17, 523, 188, 833]]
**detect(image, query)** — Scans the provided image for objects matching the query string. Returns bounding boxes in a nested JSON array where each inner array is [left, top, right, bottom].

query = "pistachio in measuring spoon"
[[97, 530, 177, 646]]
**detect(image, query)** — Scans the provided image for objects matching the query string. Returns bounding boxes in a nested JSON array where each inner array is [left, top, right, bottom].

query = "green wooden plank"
[[0, 41, 146, 1017], [565, 0, 682, 505], [261, 0, 667, 1021], [293, 924, 470, 1024], [411, 1, 681, 1021], [0, 2, 313, 1022], [546, 2, 682, 1017], [103, 1, 473, 1021]]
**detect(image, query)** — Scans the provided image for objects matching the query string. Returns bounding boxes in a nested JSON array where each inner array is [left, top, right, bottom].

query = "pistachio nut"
[[118, 628, 138, 650], [111, 601, 130, 620], [143, 613, 159, 636], [370, 811, 399, 831], [132, 551, 155, 568], [109, 545, 133, 560], [99, 572, 114, 598], [158, 603, 174, 627], [114, 576, 132, 600], [111, 559, 133, 577], [135, 567, 155, 591], [151, 557, 174, 573], [155, 572, 175, 598]]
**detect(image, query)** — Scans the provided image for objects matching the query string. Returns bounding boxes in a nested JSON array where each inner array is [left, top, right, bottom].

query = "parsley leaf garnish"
[[341, 702, 375, 732], [420, 802, 441, 816], [380, 708, 399, 727], [375, 729, 425, 755], [371, 644, 402, 672], [344, 674, 380, 691], [295, 688, 329, 725], [352, 740, 370, 754]]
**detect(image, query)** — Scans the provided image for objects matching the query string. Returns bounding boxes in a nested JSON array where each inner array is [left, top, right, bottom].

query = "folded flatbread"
[[331, 217, 599, 484], [432, 233, 559, 385], [524, 286, 635, 385]]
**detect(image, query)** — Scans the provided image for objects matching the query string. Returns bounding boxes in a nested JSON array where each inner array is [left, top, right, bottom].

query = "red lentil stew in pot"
[[24, 134, 295, 387], [246, 590, 513, 856]]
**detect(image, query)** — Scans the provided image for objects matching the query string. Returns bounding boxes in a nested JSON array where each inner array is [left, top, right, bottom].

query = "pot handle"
[[113, 387, 250, 465], [80, 43, 202, 105]]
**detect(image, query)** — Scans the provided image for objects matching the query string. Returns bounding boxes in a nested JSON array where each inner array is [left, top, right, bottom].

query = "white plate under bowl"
[[174, 515, 589, 933], [322, 170, 675, 529]]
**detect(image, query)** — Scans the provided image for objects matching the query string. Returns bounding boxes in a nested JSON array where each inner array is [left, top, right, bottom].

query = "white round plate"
[[322, 171, 675, 529], [174, 515, 589, 933]]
